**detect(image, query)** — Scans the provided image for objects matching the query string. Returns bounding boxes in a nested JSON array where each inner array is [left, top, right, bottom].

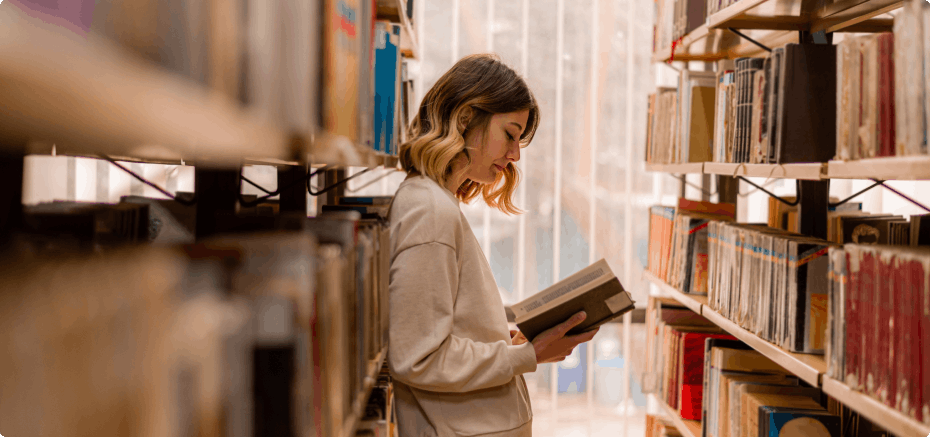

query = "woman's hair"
[[399, 53, 539, 214]]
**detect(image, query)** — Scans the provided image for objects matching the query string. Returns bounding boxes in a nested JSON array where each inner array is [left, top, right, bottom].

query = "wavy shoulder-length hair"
[[399, 53, 539, 214]]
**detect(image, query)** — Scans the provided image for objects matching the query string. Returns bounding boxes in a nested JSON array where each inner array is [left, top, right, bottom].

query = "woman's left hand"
[[510, 330, 528, 345]]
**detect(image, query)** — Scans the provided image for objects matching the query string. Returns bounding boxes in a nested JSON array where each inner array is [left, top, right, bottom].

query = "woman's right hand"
[[530, 311, 599, 364]]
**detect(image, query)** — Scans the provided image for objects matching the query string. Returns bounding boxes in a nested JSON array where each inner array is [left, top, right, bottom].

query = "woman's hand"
[[510, 330, 528, 345], [529, 311, 599, 364]]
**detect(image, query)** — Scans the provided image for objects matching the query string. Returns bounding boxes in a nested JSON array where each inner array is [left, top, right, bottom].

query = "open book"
[[513, 259, 635, 341]]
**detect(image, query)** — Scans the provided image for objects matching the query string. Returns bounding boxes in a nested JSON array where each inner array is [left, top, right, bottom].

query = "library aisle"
[[5, 0, 930, 436]]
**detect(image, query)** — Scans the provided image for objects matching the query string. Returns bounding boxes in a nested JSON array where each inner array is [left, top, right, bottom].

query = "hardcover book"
[[513, 259, 635, 341]]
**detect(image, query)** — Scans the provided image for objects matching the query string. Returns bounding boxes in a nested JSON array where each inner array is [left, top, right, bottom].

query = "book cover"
[[677, 331, 735, 420], [775, 43, 837, 163], [788, 240, 833, 354], [514, 259, 634, 341], [741, 392, 823, 437], [760, 407, 841, 437], [373, 21, 401, 155]]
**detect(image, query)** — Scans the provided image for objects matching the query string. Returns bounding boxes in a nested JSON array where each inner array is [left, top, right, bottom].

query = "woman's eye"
[[507, 133, 515, 142]]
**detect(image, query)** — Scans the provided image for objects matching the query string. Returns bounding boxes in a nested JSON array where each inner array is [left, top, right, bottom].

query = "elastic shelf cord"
[[101, 155, 197, 206], [239, 166, 329, 207], [308, 167, 373, 196]]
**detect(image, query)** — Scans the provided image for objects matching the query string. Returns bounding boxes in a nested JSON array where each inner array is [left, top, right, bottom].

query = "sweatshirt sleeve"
[[388, 242, 538, 393]]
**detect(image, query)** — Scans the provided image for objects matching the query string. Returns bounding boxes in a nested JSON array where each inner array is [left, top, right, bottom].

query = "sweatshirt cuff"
[[507, 342, 538, 376]]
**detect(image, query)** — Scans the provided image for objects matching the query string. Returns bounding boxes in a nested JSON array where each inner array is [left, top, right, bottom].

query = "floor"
[[525, 375, 648, 437]]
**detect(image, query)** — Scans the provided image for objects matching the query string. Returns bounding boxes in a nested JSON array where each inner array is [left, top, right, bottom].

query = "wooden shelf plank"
[[701, 308, 826, 387], [826, 157, 930, 180], [703, 162, 824, 180], [342, 347, 389, 437], [706, 0, 775, 29], [822, 376, 930, 437], [643, 271, 707, 315], [645, 162, 705, 175], [812, 0, 903, 34], [652, 394, 702, 437]]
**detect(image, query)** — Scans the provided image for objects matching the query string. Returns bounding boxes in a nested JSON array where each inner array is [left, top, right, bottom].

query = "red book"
[[896, 253, 918, 419], [878, 34, 893, 157], [677, 331, 736, 420], [876, 251, 894, 406], [861, 247, 877, 397], [845, 247, 861, 390], [917, 254, 930, 423]]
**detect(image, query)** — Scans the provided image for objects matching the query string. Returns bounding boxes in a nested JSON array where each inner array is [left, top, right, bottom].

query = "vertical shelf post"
[[797, 179, 830, 240], [320, 168, 347, 207], [716, 175, 739, 206], [195, 167, 240, 239], [0, 144, 25, 247], [277, 165, 308, 215]]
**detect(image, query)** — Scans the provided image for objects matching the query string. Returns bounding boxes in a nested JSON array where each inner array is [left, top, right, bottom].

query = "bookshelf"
[[644, 271, 827, 388], [0, 0, 410, 434], [649, 393, 703, 437], [647, 1, 930, 433], [376, 0, 421, 59], [0, 3, 398, 169], [822, 376, 930, 437]]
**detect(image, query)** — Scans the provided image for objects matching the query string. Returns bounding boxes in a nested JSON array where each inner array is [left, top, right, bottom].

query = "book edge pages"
[[513, 269, 617, 324], [512, 258, 616, 322]]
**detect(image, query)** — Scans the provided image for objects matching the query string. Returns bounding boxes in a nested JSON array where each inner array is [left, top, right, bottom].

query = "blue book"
[[760, 406, 841, 437], [373, 21, 402, 155]]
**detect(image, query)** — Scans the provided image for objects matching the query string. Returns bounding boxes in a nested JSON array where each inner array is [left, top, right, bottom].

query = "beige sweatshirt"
[[388, 174, 538, 437]]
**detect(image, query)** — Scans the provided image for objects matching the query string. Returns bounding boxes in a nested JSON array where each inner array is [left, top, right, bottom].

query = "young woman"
[[388, 54, 599, 437]]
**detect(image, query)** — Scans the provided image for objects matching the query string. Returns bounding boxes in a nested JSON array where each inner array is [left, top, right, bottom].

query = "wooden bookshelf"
[[822, 376, 930, 437], [826, 157, 930, 181], [644, 270, 707, 316], [700, 308, 826, 387], [703, 162, 825, 180], [342, 347, 389, 437], [650, 394, 703, 437], [645, 162, 705, 175], [0, 4, 397, 170]]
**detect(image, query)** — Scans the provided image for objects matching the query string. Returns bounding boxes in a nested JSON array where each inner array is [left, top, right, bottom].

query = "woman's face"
[[462, 109, 529, 184]]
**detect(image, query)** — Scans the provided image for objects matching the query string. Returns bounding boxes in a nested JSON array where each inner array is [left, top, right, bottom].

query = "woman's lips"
[[494, 164, 504, 172]]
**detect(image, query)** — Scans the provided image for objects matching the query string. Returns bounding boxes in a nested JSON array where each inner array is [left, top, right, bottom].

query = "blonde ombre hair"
[[399, 54, 540, 214]]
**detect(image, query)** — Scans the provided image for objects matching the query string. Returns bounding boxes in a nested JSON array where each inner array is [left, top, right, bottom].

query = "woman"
[[388, 54, 599, 437]]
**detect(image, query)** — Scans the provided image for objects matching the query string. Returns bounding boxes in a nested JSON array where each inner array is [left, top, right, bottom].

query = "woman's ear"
[[456, 107, 473, 133]]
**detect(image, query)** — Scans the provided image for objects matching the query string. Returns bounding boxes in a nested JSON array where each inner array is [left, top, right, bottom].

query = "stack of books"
[[826, 245, 930, 425]]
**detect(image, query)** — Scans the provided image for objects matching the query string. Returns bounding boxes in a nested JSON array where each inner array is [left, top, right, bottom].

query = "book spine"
[[861, 246, 877, 396], [919, 252, 930, 424], [845, 246, 861, 390], [877, 251, 894, 407]]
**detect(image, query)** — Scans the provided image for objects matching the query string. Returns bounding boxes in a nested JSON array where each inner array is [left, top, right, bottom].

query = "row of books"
[[647, 199, 735, 295], [706, 0, 738, 17], [826, 244, 930, 425], [1, 213, 392, 437], [838, 1, 930, 161], [74, 0, 414, 156], [648, 1, 930, 166], [645, 298, 850, 437], [766, 197, 930, 246]]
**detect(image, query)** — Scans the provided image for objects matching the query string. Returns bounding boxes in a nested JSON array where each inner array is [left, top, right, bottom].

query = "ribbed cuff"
[[507, 341, 538, 376]]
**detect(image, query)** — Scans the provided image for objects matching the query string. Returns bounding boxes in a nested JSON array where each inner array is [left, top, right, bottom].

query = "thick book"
[[774, 43, 837, 163], [513, 259, 635, 341]]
